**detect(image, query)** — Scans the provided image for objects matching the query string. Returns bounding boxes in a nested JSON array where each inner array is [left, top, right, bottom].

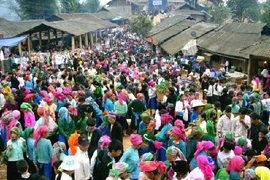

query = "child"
[[33, 125, 53, 179], [16, 159, 43, 180], [74, 134, 91, 180], [99, 139, 123, 180], [53, 160, 63, 179], [23, 127, 35, 174], [252, 127, 268, 155], [120, 134, 143, 173], [217, 141, 235, 168], [20, 102, 36, 128], [86, 118, 102, 159], [106, 162, 129, 180], [56, 156, 80, 180], [52, 142, 66, 166], [6, 127, 26, 180]]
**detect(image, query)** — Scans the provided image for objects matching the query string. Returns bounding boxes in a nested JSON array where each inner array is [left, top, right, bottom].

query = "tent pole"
[[18, 43, 22, 56]]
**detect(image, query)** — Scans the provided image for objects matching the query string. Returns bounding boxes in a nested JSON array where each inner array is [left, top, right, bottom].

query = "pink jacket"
[[24, 111, 36, 128]]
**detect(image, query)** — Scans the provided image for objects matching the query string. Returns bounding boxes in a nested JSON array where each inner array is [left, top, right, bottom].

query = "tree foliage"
[[260, 0, 270, 25], [84, 0, 101, 13], [207, 4, 231, 24], [130, 15, 152, 38], [227, 0, 259, 21], [15, 0, 58, 20], [61, 0, 83, 13]]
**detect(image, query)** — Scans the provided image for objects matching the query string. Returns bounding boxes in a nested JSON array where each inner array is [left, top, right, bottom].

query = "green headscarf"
[[202, 104, 213, 112], [140, 111, 151, 121], [6, 94, 15, 105], [206, 120, 215, 137], [195, 126, 203, 135], [102, 115, 109, 126], [215, 168, 229, 180], [20, 102, 33, 112], [23, 127, 34, 140], [176, 93, 184, 101], [10, 127, 20, 135], [205, 108, 217, 120], [141, 152, 154, 162], [225, 132, 234, 141], [166, 146, 186, 161], [238, 137, 247, 146]]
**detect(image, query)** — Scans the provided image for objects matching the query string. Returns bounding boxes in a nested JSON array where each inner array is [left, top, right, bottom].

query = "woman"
[[56, 156, 79, 180], [168, 127, 186, 156], [114, 92, 128, 135], [148, 80, 157, 117], [20, 102, 36, 128], [202, 120, 218, 144], [106, 162, 129, 180], [139, 161, 166, 180], [58, 107, 75, 155], [175, 94, 189, 128], [252, 77, 262, 92], [189, 155, 214, 180], [226, 155, 245, 180], [103, 91, 116, 111], [190, 100, 205, 122], [255, 166, 270, 180]]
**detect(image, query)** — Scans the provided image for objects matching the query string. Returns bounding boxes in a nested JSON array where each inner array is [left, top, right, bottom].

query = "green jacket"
[[58, 118, 75, 139]]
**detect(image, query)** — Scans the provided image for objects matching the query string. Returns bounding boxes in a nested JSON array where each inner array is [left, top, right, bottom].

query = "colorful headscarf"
[[48, 85, 55, 92], [118, 92, 126, 105], [171, 127, 182, 137], [24, 94, 34, 102], [68, 105, 78, 117], [52, 141, 66, 165], [34, 125, 49, 147], [10, 126, 20, 135], [139, 161, 166, 175], [206, 120, 215, 137], [160, 114, 173, 124], [141, 111, 151, 121], [166, 146, 187, 161], [196, 155, 214, 179], [12, 110, 20, 120], [226, 156, 245, 173], [194, 141, 215, 157], [205, 108, 216, 120], [68, 131, 80, 155], [137, 93, 144, 100], [109, 162, 128, 179], [53, 91, 66, 102], [243, 169, 256, 180], [40, 90, 48, 97], [58, 107, 71, 123], [225, 132, 235, 141], [43, 96, 53, 103], [23, 127, 34, 140], [237, 136, 247, 146], [20, 102, 33, 112], [130, 134, 143, 146], [6, 94, 15, 105], [174, 119, 184, 129], [234, 146, 242, 155], [141, 152, 154, 162], [0, 111, 14, 127], [98, 135, 111, 149], [255, 166, 270, 180]]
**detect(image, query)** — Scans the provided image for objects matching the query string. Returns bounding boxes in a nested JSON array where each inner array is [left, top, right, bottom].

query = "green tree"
[[207, 4, 232, 24], [84, 0, 100, 13], [130, 15, 152, 38], [15, 0, 58, 19], [227, 0, 258, 21], [261, 0, 270, 25], [61, 0, 83, 13]]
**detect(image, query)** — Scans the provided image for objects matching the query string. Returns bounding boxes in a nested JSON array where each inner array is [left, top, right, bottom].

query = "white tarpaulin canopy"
[[182, 39, 198, 56]]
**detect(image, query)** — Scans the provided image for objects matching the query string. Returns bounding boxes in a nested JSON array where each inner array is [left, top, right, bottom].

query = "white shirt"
[[128, 93, 136, 101], [56, 172, 73, 180], [0, 93, 6, 108], [90, 150, 98, 175], [261, 69, 268, 78], [217, 114, 234, 137], [217, 150, 235, 169], [175, 100, 189, 121], [172, 173, 190, 180], [231, 115, 251, 138], [18, 77, 25, 88], [74, 148, 91, 180], [207, 85, 213, 97], [154, 110, 161, 130], [189, 167, 214, 180]]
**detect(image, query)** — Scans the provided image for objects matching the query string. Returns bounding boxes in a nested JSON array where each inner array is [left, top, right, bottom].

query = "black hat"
[[172, 160, 189, 174], [78, 135, 89, 146]]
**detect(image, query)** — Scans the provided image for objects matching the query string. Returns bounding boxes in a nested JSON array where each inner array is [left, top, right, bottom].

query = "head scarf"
[[6, 94, 15, 105], [137, 93, 144, 100], [171, 127, 182, 137], [206, 120, 215, 137], [160, 114, 173, 124], [20, 102, 33, 112], [58, 107, 71, 123], [255, 166, 270, 180], [194, 141, 215, 157], [34, 125, 49, 147], [174, 119, 184, 129], [166, 146, 187, 161], [40, 90, 48, 97], [130, 134, 143, 146], [141, 152, 154, 162], [225, 132, 234, 141], [52, 141, 66, 165], [234, 146, 242, 155], [68, 105, 78, 117], [141, 111, 151, 121], [43, 96, 53, 103], [53, 91, 66, 102], [205, 108, 216, 120], [23, 127, 34, 140], [109, 162, 128, 179], [226, 156, 245, 173], [118, 92, 126, 105], [12, 110, 20, 120], [24, 94, 34, 102], [148, 80, 155, 87], [196, 155, 214, 179], [68, 131, 80, 155], [237, 136, 247, 146], [48, 85, 55, 92], [0, 111, 14, 127], [243, 169, 256, 180], [10, 126, 20, 135], [1, 80, 8, 86], [98, 135, 111, 149], [255, 77, 260, 89], [37, 106, 49, 126], [139, 161, 166, 175]]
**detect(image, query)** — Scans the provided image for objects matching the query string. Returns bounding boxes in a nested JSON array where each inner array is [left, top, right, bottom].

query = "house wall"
[[248, 55, 270, 83]]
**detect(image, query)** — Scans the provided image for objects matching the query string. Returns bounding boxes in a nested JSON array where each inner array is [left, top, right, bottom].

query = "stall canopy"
[[0, 35, 29, 47]]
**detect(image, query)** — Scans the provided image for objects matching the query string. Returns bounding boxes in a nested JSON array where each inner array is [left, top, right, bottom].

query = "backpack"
[[93, 149, 107, 180]]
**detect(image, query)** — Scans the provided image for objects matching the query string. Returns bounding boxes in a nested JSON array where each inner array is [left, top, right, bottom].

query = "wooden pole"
[[18, 43, 22, 56], [90, 32, 94, 49], [95, 30, 98, 44], [39, 31, 42, 47], [48, 30, 51, 47], [71, 35, 75, 50], [79, 35, 82, 49], [99, 30, 102, 42], [55, 29, 58, 46], [27, 37, 31, 54], [84, 33, 89, 47], [30, 35, 33, 51]]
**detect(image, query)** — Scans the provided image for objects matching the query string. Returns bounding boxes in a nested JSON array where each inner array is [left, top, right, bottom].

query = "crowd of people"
[[1, 28, 270, 180]]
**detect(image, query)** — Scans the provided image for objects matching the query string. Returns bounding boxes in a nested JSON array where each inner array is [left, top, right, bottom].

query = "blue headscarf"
[[58, 107, 70, 123]]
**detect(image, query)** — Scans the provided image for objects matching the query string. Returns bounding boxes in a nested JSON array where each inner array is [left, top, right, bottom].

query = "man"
[[231, 107, 251, 138], [249, 112, 266, 140], [74, 134, 91, 180], [108, 113, 123, 142], [217, 106, 234, 137]]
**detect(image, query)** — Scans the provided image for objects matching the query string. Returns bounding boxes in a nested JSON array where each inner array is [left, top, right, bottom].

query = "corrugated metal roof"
[[149, 15, 191, 36], [0, 18, 21, 38], [172, 9, 205, 16], [240, 36, 270, 58], [147, 20, 198, 45], [197, 23, 266, 59], [160, 22, 218, 54], [104, 6, 133, 19]]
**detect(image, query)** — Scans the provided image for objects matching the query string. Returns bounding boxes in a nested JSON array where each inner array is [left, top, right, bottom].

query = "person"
[[168, 127, 186, 156], [139, 161, 167, 180], [16, 159, 44, 180], [99, 139, 123, 180], [20, 102, 36, 128], [252, 127, 268, 155], [23, 127, 35, 174], [74, 134, 91, 180], [190, 100, 205, 122], [53, 160, 63, 179], [217, 106, 234, 137], [56, 156, 80, 180], [33, 126, 53, 179], [6, 127, 26, 180], [108, 112, 123, 142], [189, 155, 215, 180], [51, 142, 66, 166], [255, 166, 270, 180], [175, 94, 189, 128], [231, 107, 251, 138], [226, 156, 245, 180], [114, 92, 128, 135], [171, 160, 190, 180], [106, 162, 129, 180], [217, 141, 235, 168], [249, 112, 266, 140]]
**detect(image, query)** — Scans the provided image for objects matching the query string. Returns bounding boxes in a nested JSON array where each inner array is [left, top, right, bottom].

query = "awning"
[[0, 35, 29, 47]]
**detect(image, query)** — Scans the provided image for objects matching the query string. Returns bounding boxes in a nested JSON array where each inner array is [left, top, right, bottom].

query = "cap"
[[78, 134, 89, 146]]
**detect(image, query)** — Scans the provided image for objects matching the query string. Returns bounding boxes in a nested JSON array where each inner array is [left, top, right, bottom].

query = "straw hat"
[[191, 100, 205, 108], [60, 156, 80, 171]]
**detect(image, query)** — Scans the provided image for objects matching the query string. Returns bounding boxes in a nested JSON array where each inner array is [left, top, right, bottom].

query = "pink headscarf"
[[255, 77, 260, 88], [68, 105, 78, 117], [226, 155, 245, 173], [34, 125, 49, 147], [194, 141, 215, 157], [196, 155, 214, 180], [118, 92, 126, 105], [160, 114, 173, 124], [43, 96, 53, 103], [130, 134, 143, 146], [25, 88, 30, 95], [24, 94, 34, 101], [234, 146, 242, 155], [137, 93, 144, 100], [12, 110, 20, 120], [63, 87, 72, 95], [37, 106, 49, 126], [148, 80, 155, 87], [98, 135, 111, 149], [48, 85, 55, 92], [171, 127, 182, 136], [53, 91, 66, 102], [40, 90, 48, 97]]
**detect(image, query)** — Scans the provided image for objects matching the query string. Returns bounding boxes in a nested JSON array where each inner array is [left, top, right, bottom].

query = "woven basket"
[[157, 92, 165, 102]]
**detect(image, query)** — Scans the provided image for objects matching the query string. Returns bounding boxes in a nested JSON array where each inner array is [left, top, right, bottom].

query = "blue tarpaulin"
[[0, 35, 29, 47]]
